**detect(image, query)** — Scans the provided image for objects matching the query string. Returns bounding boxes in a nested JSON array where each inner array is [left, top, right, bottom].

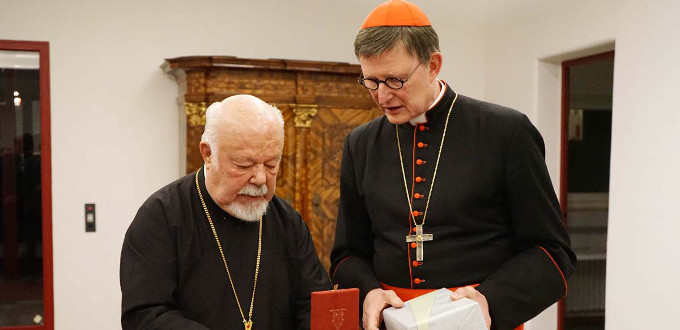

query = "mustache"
[[238, 184, 268, 197]]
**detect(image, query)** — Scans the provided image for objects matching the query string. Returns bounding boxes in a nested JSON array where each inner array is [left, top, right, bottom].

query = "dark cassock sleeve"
[[120, 198, 209, 330], [329, 135, 382, 301], [476, 114, 577, 330]]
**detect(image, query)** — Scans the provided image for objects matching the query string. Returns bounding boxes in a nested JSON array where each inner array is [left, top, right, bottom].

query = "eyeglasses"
[[358, 63, 422, 90]]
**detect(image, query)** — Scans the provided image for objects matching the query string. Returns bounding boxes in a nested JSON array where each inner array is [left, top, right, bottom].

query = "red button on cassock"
[[410, 242, 417, 248], [414, 193, 423, 199], [414, 278, 423, 284], [416, 159, 426, 165], [419, 125, 428, 131], [417, 142, 428, 148], [412, 261, 419, 267], [415, 177, 426, 183]]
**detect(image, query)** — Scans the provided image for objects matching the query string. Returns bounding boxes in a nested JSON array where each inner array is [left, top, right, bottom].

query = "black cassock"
[[121, 169, 331, 329], [330, 83, 576, 330]]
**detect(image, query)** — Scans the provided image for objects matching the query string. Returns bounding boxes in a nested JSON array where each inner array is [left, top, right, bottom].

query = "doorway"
[[0, 40, 53, 330], [560, 51, 614, 330]]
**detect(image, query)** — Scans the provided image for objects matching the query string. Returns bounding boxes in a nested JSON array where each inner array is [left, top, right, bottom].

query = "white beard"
[[225, 184, 269, 222]]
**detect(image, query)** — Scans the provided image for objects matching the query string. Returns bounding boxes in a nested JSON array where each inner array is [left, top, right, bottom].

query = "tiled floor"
[[0, 278, 44, 327], [0, 300, 44, 327]]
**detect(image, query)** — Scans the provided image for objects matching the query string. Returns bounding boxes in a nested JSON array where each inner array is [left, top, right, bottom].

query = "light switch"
[[85, 203, 96, 232]]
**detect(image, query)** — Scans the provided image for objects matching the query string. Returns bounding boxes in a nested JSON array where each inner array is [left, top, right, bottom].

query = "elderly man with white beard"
[[120, 95, 331, 330]]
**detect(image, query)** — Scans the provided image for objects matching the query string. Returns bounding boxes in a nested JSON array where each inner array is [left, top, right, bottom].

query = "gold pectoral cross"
[[244, 320, 252, 330], [405, 224, 433, 262]]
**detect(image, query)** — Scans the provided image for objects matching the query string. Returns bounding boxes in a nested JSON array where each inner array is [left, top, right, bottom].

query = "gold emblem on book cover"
[[330, 308, 347, 330]]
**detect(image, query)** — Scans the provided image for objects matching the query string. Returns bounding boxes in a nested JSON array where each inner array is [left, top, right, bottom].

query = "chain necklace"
[[195, 169, 262, 330], [397, 92, 457, 261]]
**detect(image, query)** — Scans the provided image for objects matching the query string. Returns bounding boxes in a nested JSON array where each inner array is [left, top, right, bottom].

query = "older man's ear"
[[199, 141, 212, 164]]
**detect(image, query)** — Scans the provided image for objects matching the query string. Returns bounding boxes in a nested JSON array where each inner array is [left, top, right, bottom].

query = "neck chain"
[[195, 169, 262, 330], [396, 92, 458, 227]]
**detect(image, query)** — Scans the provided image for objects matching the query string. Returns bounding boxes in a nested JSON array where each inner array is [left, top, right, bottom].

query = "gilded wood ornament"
[[292, 104, 318, 127], [184, 102, 208, 173], [185, 102, 207, 127]]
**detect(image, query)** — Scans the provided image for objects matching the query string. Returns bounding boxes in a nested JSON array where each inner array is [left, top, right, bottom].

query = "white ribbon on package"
[[383, 288, 487, 330]]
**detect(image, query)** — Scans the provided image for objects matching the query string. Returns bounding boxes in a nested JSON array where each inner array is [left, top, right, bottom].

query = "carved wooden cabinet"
[[162, 56, 381, 270]]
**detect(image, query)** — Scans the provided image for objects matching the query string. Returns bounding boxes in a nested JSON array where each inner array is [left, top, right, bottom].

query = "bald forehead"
[[211, 95, 283, 142], [222, 95, 270, 119]]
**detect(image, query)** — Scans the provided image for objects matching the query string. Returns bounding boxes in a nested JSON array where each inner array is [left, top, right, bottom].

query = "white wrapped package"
[[382, 288, 487, 330]]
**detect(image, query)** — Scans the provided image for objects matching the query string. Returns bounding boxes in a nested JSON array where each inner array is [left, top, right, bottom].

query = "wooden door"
[[297, 105, 380, 269]]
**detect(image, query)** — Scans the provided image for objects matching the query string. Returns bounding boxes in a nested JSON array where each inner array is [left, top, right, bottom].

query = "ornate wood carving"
[[305, 107, 381, 270], [292, 104, 318, 127], [163, 56, 382, 271]]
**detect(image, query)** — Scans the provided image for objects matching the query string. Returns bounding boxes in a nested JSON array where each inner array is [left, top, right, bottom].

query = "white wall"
[[0, 1, 485, 329], [484, 0, 680, 329]]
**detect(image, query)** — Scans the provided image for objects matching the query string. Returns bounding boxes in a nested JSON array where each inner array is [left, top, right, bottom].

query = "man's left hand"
[[450, 286, 491, 329]]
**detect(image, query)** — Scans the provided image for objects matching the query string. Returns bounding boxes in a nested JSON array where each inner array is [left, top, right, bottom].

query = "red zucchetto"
[[360, 0, 432, 29]]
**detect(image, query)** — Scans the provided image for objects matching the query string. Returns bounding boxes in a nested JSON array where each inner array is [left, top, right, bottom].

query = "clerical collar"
[[409, 79, 446, 126]]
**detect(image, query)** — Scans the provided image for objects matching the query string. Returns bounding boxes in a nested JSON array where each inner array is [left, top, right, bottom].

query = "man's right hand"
[[362, 288, 404, 330]]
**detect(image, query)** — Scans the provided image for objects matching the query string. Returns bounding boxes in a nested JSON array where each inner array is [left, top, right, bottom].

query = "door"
[[0, 40, 53, 330], [560, 51, 614, 330]]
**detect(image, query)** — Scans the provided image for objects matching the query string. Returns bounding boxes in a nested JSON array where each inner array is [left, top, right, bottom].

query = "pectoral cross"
[[405, 224, 433, 262]]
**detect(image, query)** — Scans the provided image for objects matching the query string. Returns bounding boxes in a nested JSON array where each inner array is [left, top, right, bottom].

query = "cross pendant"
[[244, 320, 252, 330], [405, 224, 433, 261]]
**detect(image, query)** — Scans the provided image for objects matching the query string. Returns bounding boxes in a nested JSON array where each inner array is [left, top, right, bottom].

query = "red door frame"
[[558, 50, 615, 330], [0, 40, 53, 330]]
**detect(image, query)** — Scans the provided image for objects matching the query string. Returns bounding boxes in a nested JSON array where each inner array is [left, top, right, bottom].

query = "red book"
[[311, 287, 359, 330]]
